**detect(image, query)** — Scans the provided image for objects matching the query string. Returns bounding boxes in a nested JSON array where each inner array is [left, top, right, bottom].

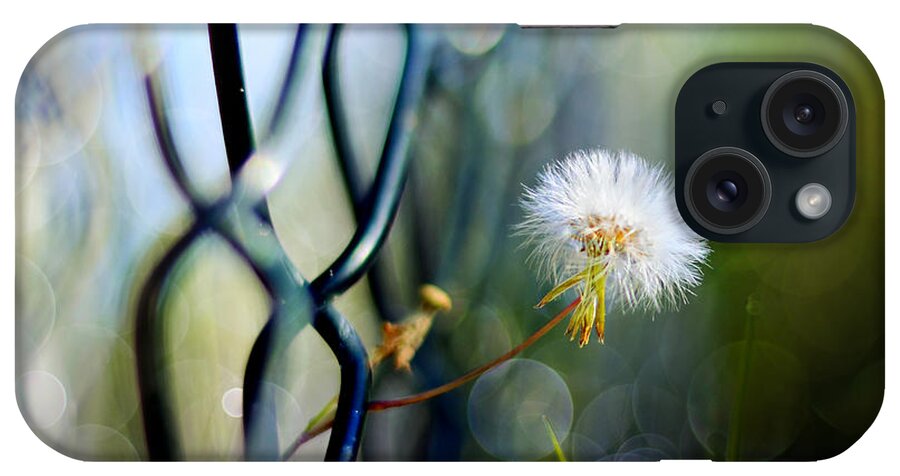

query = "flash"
[[795, 183, 832, 220]]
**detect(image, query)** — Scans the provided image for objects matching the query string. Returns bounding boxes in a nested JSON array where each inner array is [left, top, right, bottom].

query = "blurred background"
[[15, 24, 884, 461]]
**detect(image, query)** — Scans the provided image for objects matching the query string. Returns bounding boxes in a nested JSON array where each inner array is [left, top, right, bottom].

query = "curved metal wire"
[[312, 305, 372, 460], [310, 25, 430, 299], [265, 24, 308, 141], [135, 24, 314, 461], [133, 128, 317, 461], [145, 75, 207, 208], [243, 25, 432, 461], [322, 25, 400, 323], [208, 24, 256, 174], [134, 222, 204, 461], [322, 26, 366, 209], [135, 23, 432, 462], [313, 27, 431, 459]]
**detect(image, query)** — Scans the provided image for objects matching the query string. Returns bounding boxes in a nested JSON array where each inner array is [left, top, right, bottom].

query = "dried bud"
[[419, 284, 452, 312], [370, 284, 452, 371]]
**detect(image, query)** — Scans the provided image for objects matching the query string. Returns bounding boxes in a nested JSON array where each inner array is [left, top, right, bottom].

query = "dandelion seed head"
[[517, 148, 710, 315]]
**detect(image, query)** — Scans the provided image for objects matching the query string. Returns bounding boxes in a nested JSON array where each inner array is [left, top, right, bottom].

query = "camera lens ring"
[[761, 70, 849, 158], [684, 147, 772, 235]]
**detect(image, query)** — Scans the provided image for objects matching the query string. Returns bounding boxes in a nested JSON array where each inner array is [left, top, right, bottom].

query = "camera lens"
[[710, 176, 747, 213], [715, 180, 739, 203], [684, 147, 771, 235], [761, 70, 849, 158], [793, 104, 815, 124]]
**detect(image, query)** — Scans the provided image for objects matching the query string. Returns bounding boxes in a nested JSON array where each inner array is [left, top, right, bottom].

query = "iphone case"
[[15, 24, 884, 461]]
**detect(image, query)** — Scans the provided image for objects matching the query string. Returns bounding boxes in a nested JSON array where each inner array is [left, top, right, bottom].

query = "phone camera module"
[[677, 63, 855, 242]]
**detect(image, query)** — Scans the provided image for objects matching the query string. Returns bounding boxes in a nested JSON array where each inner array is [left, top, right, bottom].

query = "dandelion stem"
[[369, 296, 581, 410], [282, 297, 582, 459]]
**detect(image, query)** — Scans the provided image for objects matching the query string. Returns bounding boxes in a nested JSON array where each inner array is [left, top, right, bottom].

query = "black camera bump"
[[675, 63, 856, 243]]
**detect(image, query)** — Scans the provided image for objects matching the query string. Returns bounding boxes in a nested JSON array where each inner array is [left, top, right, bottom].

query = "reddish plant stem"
[[283, 297, 581, 459], [368, 296, 581, 410]]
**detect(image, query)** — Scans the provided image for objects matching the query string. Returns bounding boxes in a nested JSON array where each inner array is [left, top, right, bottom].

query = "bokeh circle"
[[468, 359, 573, 460]]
